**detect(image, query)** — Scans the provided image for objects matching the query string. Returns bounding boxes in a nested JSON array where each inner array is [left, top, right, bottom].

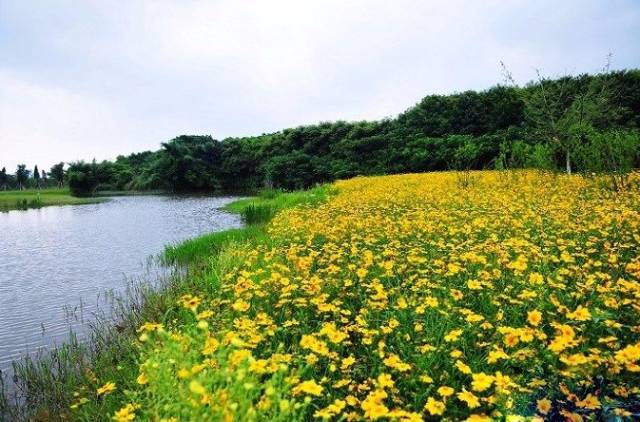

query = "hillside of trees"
[[3, 69, 640, 195]]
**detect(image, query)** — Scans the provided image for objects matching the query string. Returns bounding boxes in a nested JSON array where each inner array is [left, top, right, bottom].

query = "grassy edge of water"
[[0, 184, 335, 421], [0, 189, 106, 212]]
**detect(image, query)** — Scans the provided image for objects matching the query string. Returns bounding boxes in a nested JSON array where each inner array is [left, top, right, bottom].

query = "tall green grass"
[[162, 226, 267, 266], [226, 185, 336, 225]]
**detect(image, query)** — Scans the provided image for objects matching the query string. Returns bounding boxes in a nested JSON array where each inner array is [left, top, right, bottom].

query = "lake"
[[0, 196, 242, 371]]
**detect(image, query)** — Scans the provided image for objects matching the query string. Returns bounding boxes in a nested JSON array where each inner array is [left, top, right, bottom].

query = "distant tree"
[[50, 162, 65, 188], [67, 161, 100, 196], [15, 164, 30, 190], [33, 165, 40, 188], [0, 167, 7, 190], [41, 169, 47, 186], [575, 129, 640, 191], [150, 136, 223, 191], [522, 57, 629, 174]]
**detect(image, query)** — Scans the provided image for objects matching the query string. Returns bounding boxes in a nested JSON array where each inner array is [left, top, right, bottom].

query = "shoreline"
[[0, 188, 106, 212], [1, 186, 330, 420]]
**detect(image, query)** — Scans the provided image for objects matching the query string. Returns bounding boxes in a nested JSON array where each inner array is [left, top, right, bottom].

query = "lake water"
[[0, 196, 242, 371]]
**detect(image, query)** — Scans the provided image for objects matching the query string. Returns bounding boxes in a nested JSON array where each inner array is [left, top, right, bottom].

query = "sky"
[[1, 1, 639, 173]]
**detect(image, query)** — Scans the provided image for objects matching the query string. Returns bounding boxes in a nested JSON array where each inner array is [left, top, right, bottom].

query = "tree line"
[[0, 163, 65, 191], [3, 68, 640, 196]]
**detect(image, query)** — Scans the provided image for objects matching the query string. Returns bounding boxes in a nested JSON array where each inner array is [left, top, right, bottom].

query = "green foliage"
[[575, 129, 640, 190], [67, 161, 100, 196], [146, 135, 224, 192], [15, 164, 30, 190], [507, 141, 556, 170], [0, 167, 7, 190], [4, 70, 640, 193]]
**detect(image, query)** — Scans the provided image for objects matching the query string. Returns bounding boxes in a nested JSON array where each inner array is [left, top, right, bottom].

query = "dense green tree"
[[15, 164, 30, 190], [67, 161, 100, 196], [0, 167, 7, 190], [50, 162, 65, 188], [33, 165, 40, 187], [149, 136, 224, 191]]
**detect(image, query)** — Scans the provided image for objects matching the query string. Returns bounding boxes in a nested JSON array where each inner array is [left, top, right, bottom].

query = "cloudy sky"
[[1, 0, 639, 172]]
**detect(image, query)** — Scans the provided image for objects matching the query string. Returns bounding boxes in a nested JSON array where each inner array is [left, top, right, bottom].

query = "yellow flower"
[[97, 381, 116, 396], [299, 334, 330, 356], [136, 372, 148, 385], [377, 373, 394, 389], [202, 337, 220, 355], [444, 329, 463, 342], [383, 353, 411, 372], [419, 374, 433, 383], [361, 389, 389, 420], [536, 398, 552, 414], [179, 295, 201, 312], [471, 372, 494, 392], [528, 272, 544, 284], [527, 310, 542, 326], [424, 397, 446, 416], [341, 355, 356, 370], [437, 386, 455, 398], [457, 389, 480, 409], [292, 380, 323, 397], [576, 394, 600, 410], [455, 360, 472, 374], [487, 348, 509, 364], [189, 380, 206, 395], [314, 399, 347, 419], [465, 415, 492, 422], [319, 322, 349, 343], [567, 305, 591, 321], [232, 299, 250, 312], [112, 403, 137, 422], [279, 399, 290, 412]]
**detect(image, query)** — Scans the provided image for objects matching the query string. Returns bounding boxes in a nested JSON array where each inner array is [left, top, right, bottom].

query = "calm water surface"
[[0, 196, 242, 370]]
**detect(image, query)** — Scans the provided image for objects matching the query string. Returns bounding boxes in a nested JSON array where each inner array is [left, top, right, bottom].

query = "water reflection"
[[0, 195, 242, 369]]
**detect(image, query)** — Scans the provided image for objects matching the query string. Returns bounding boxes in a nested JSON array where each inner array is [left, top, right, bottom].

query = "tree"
[[575, 129, 640, 191], [41, 169, 47, 185], [0, 167, 7, 190], [67, 161, 99, 196], [150, 136, 223, 191], [15, 164, 30, 190], [523, 57, 629, 174], [33, 165, 40, 188], [50, 162, 65, 188]]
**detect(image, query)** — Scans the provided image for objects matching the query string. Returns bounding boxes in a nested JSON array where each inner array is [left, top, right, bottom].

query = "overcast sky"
[[1, 1, 639, 172]]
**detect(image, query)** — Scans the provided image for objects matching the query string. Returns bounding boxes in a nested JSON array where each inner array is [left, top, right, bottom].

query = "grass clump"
[[224, 185, 335, 225], [162, 226, 267, 267]]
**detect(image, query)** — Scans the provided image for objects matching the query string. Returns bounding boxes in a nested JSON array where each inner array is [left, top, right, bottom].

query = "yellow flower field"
[[111, 171, 640, 421]]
